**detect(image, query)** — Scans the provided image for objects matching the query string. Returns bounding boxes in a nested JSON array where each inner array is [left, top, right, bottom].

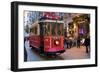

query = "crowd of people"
[[64, 36, 90, 53]]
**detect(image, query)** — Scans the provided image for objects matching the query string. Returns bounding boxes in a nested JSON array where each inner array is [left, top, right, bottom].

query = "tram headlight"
[[54, 40, 60, 46]]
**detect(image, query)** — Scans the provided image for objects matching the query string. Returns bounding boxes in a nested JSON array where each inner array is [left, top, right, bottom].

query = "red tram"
[[29, 12, 65, 56]]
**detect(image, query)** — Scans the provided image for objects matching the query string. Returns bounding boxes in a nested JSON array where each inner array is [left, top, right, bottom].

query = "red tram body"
[[29, 12, 65, 56]]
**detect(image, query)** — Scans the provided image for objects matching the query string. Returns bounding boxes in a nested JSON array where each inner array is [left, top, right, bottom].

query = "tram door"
[[39, 22, 44, 53]]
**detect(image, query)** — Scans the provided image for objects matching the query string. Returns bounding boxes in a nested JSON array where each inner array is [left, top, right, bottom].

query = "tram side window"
[[30, 28, 34, 35], [30, 26, 38, 35]]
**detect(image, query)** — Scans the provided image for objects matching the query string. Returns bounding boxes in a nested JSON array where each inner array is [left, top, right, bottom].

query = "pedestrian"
[[84, 36, 90, 53], [69, 39, 72, 49], [77, 37, 80, 48], [24, 38, 28, 62], [66, 39, 69, 49], [24, 46, 27, 62], [65, 37, 69, 49], [24, 30, 29, 61]]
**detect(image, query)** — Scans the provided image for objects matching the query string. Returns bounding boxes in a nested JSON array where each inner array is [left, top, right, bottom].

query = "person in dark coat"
[[66, 39, 69, 49], [69, 39, 72, 48], [24, 37, 28, 62], [84, 37, 90, 53], [65, 38, 70, 49], [77, 37, 80, 48], [24, 46, 27, 62]]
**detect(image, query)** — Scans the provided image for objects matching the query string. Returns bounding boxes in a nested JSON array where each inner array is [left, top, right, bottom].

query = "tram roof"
[[30, 20, 64, 28], [39, 19, 64, 23]]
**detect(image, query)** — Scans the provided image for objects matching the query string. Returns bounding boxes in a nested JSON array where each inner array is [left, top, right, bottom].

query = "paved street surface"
[[59, 46, 90, 60], [24, 41, 90, 61]]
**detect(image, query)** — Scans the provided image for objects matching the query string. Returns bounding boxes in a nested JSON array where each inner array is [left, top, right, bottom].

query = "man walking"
[[84, 36, 90, 53], [77, 37, 80, 48]]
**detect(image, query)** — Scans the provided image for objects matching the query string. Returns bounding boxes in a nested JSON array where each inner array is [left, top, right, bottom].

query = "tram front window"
[[52, 23, 63, 36], [43, 22, 50, 36], [42, 22, 63, 36]]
